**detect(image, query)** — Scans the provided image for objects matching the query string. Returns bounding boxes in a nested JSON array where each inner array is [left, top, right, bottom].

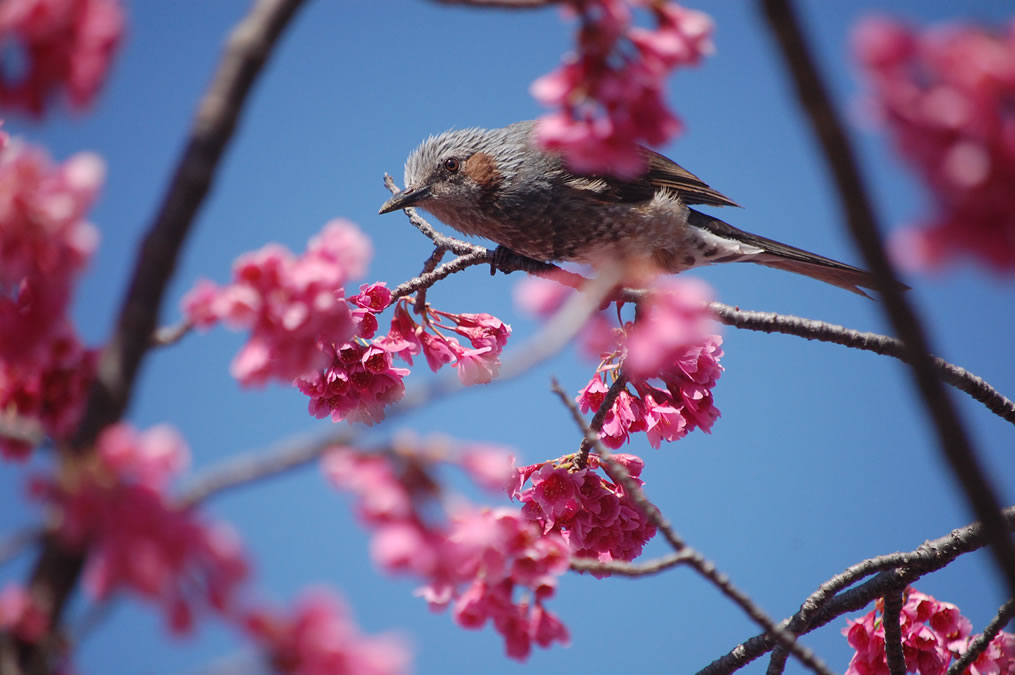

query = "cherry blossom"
[[0, 0, 124, 115], [533, 1, 714, 176], [854, 16, 1015, 271], [242, 590, 410, 675], [30, 423, 249, 634], [844, 588, 1014, 675], [324, 447, 570, 661]]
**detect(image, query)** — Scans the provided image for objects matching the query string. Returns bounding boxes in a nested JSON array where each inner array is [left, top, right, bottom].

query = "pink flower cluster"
[[30, 423, 249, 634], [182, 220, 372, 387], [576, 279, 722, 448], [295, 294, 510, 425], [0, 0, 124, 115], [242, 590, 410, 675], [324, 447, 570, 661], [513, 453, 656, 567], [533, 1, 714, 177], [0, 138, 102, 363], [377, 300, 511, 387], [854, 16, 1015, 271], [0, 324, 96, 460], [0, 583, 48, 643], [844, 588, 1015, 675]]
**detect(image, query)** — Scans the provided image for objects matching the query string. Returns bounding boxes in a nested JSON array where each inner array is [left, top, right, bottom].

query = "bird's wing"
[[642, 149, 740, 208], [560, 149, 740, 208]]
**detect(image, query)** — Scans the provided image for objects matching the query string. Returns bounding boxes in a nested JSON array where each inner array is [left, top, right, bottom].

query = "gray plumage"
[[379, 120, 886, 297]]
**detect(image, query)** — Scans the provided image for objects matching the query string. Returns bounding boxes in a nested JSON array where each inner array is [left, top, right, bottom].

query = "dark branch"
[[710, 303, 1015, 427], [947, 599, 1015, 675], [700, 507, 1015, 674], [761, 0, 1015, 598], [881, 589, 907, 675]]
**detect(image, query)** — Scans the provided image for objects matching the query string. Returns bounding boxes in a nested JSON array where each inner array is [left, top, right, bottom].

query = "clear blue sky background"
[[2, 2, 1014, 674]]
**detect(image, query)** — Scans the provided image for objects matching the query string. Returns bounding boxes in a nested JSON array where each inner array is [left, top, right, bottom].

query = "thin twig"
[[550, 379, 833, 675], [151, 320, 193, 348], [433, 0, 559, 7], [13, 1, 310, 669], [177, 430, 354, 508], [700, 507, 1015, 674], [710, 303, 1015, 427], [947, 599, 1015, 675], [577, 374, 628, 467], [569, 551, 694, 577], [761, 0, 1015, 598]]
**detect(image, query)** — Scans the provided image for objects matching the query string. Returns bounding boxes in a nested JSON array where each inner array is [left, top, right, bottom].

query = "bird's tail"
[[685, 208, 904, 298]]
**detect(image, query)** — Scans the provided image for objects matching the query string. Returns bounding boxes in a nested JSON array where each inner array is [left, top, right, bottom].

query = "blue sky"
[[2, 2, 1014, 673]]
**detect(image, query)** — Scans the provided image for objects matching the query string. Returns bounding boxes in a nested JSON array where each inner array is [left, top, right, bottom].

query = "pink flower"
[[460, 445, 516, 493], [0, 142, 102, 364], [0, 584, 48, 643], [843, 588, 1015, 675], [0, 324, 96, 461], [532, 2, 714, 177], [0, 0, 125, 115], [513, 274, 573, 317], [243, 590, 410, 675], [515, 457, 656, 566], [325, 446, 571, 661], [623, 277, 714, 379], [31, 423, 248, 634], [854, 16, 1015, 271], [296, 342, 409, 426], [181, 220, 372, 386]]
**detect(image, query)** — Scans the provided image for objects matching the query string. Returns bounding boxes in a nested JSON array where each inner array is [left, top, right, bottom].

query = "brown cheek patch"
[[463, 152, 501, 189]]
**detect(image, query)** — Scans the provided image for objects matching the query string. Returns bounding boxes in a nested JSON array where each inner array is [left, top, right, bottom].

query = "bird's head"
[[378, 123, 532, 226]]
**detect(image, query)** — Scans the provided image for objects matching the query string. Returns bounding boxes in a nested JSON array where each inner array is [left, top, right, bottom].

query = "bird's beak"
[[378, 184, 431, 214]]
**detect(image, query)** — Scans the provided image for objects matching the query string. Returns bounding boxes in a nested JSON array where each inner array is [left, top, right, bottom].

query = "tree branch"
[[947, 599, 1015, 675], [701, 507, 1015, 674], [710, 303, 1015, 427], [761, 0, 1015, 598]]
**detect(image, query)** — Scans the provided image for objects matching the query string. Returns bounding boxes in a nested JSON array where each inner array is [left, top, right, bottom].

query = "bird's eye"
[[443, 157, 460, 173]]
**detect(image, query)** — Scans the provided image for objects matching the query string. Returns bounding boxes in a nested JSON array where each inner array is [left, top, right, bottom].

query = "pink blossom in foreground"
[[0, 0, 125, 115], [242, 590, 410, 675], [0, 140, 102, 363], [296, 341, 409, 426], [853, 16, 1015, 271], [324, 447, 570, 661], [533, 1, 713, 176], [181, 220, 371, 386], [572, 279, 722, 449], [374, 298, 512, 386], [0, 324, 96, 461], [0, 584, 48, 643], [514, 454, 655, 568], [31, 423, 249, 634], [844, 588, 1014, 675]]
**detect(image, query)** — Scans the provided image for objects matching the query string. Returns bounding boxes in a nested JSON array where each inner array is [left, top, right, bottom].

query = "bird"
[[379, 120, 886, 297]]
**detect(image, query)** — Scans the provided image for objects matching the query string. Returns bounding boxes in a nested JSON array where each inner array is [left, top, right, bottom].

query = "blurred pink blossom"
[[0, 0, 124, 115], [242, 590, 410, 675], [182, 220, 371, 386], [31, 423, 249, 634], [533, 1, 713, 177], [854, 16, 1015, 271]]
